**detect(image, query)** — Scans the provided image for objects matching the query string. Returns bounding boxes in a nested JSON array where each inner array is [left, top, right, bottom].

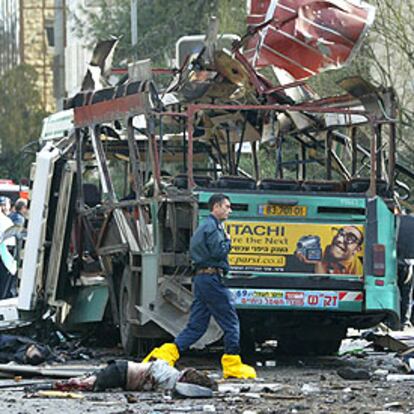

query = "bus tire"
[[119, 266, 139, 356], [240, 322, 256, 362]]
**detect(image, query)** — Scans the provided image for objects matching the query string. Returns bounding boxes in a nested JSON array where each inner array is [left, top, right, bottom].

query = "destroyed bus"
[[9, 1, 408, 354], [14, 63, 403, 356]]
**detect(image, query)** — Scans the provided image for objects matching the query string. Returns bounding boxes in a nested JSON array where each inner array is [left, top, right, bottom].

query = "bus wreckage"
[[2, 0, 414, 355]]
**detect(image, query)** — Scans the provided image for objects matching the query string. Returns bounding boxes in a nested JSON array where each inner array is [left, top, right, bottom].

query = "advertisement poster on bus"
[[226, 221, 364, 276]]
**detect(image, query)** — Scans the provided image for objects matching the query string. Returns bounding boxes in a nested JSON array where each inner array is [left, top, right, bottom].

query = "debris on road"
[[337, 338, 371, 356], [300, 383, 320, 394], [0, 363, 99, 379], [363, 332, 410, 353], [174, 382, 213, 398], [26, 390, 84, 399], [218, 382, 286, 394], [386, 374, 414, 382], [0, 336, 413, 413], [372, 369, 389, 378], [337, 367, 371, 380]]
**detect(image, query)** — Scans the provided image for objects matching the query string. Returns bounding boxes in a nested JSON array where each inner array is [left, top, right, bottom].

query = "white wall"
[[65, 0, 95, 96]]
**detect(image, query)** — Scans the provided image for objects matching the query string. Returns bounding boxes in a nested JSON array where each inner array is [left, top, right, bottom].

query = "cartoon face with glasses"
[[296, 226, 364, 275], [329, 226, 364, 261]]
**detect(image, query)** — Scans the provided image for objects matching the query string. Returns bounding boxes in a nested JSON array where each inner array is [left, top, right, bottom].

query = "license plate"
[[259, 204, 307, 217]]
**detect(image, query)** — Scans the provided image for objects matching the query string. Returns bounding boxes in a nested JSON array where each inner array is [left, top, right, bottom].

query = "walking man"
[[143, 193, 256, 379]]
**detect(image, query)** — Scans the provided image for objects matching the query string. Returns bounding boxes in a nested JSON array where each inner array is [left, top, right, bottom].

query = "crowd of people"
[[0, 195, 28, 300]]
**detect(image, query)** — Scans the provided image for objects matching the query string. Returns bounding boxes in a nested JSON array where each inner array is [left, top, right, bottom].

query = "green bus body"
[[197, 190, 399, 329]]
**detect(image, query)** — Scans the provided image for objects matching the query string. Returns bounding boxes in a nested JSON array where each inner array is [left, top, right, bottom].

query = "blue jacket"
[[8, 212, 25, 226], [190, 214, 231, 273]]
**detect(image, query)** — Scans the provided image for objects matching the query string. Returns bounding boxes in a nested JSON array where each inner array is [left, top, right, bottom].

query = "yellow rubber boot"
[[221, 354, 257, 379], [142, 343, 180, 366]]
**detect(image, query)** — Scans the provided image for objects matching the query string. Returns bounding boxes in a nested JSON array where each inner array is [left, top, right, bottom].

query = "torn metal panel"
[[87, 126, 142, 253], [71, 85, 151, 128], [338, 76, 394, 120], [96, 212, 128, 255], [372, 334, 410, 352], [213, 50, 252, 91], [0, 298, 20, 327], [113, 209, 141, 254], [244, 0, 375, 79], [45, 160, 76, 307], [66, 285, 109, 325], [89, 126, 116, 199], [81, 38, 119, 91], [207, 112, 261, 145], [0, 364, 102, 379], [159, 278, 193, 314], [137, 302, 223, 349], [18, 144, 61, 311]]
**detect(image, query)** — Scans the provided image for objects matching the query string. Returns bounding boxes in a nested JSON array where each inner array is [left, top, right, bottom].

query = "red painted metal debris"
[[244, 0, 375, 79]]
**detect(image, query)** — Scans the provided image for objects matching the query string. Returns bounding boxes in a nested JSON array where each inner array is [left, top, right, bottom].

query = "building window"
[[45, 20, 55, 47]]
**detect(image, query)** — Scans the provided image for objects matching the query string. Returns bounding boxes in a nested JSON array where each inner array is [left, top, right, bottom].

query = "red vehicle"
[[0, 179, 29, 203]]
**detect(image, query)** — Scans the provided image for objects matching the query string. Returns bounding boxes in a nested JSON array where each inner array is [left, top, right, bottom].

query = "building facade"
[[19, 0, 63, 112], [0, 0, 19, 76], [0, 0, 66, 112]]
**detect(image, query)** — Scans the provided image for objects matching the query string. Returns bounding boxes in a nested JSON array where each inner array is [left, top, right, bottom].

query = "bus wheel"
[[240, 322, 256, 362], [305, 338, 342, 355], [119, 266, 139, 356]]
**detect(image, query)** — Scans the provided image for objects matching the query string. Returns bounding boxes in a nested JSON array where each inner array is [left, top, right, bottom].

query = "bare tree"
[[368, 0, 414, 154]]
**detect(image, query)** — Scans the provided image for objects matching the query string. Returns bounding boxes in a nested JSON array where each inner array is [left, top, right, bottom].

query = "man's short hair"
[[14, 198, 27, 212], [208, 194, 230, 211]]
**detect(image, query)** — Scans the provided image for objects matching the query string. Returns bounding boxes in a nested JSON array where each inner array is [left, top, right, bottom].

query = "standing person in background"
[[0, 196, 14, 242], [9, 198, 28, 227], [0, 196, 12, 216], [397, 211, 414, 330], [0, 196, 17, 299], [143, 193, 256, 379]]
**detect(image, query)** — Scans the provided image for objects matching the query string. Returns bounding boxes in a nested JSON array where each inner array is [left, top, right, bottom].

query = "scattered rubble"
[[364, 332, 410, 353], [25, 390, 84, 399], [2, 327, 414, 412], [337, 367, 371, 380]]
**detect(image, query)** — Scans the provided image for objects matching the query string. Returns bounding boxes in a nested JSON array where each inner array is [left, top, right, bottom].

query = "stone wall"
[[21, 0, 56, 112]]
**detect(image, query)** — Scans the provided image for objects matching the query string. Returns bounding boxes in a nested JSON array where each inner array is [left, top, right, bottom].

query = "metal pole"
[[19, 0, 24, 64], [54, 0, 65, 110], [326, 130, 333, 180], [131, 0, 138, 58], [351, 127, 357, 177]]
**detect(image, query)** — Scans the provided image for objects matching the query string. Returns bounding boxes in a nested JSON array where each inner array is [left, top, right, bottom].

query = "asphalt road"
[[1, 344, 414, 414]]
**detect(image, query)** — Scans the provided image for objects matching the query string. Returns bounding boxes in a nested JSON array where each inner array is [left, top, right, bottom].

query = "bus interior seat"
[[173, 174, 212, 189], [302, 180, 345, 192], [345, 178, 389, 196], [83, 183, 101, 207], [213, 175, 257, 190], [258, 179, 302, 191]]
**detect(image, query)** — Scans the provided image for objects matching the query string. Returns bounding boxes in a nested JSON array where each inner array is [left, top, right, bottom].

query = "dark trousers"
[[175, 274, 240, 354], [398, 264, 414, 325]]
